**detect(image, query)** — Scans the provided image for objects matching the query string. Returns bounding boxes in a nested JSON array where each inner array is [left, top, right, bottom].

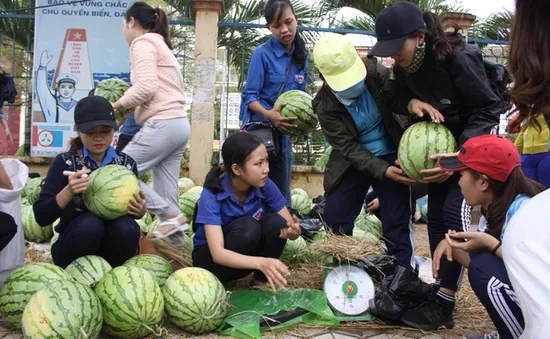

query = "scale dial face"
[[323, 265, 375, 315]]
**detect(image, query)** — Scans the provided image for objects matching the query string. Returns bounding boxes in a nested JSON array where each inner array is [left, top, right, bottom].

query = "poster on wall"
[[31, 0, 134, 156]]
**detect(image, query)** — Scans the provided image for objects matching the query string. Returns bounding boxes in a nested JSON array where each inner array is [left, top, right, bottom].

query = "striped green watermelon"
[[182, 233, 194, 260], [274, 90, 317, 136], [354, 214, 382, 238], [315, 146, 332, 167], [137, 213, 154, 233], [179, 191, 201, 220], [280, 236, 310, 266], [0, 263, 72, 328], [94, 266, 165, 338], [398, 122, 457, 182], [83, 164, 140, 220], [21, 197, 29, 206], [163, 267, 229, 334], [144, 218, 160, 234], [94, 78, 131, 120], [24, 177, 43, 205], [65, 255, 112, 288], [353, 229, 381, 243], [22, 205, 52, 243], [291, 194, 313, 215], [187, 185, 203, 194], [21, 280, 102, 338], [123, 254, 173, 288], [139, 171, 153, 187], [291, 188, 308, 199], [178, 177, 195, 194]]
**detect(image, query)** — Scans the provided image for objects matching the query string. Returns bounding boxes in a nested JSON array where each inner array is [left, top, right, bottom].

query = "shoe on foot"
[[463, 333, 498, 339], [400, 294, 455, 330]]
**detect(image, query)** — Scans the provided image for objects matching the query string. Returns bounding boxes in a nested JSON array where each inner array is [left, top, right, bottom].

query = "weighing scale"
[[323, 257, 375, 321]]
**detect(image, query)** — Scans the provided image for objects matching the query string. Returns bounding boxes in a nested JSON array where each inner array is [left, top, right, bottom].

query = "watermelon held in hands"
[[163, 267, 229, 334], [94, 266, 165, 338], [274, 90, 317, 136], [0, 263, 72, 328], [397, 122, 457, 183], [94, 78, 131, 120], [21, 280, 103, 339], [83, 164, 140, 220]]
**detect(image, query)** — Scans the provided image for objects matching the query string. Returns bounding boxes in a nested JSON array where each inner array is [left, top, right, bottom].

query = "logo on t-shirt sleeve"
[[252, 208, 263, 220]]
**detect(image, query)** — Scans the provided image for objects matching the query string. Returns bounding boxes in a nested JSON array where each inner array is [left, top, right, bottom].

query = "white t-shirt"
[[503, 189, 550, 338]]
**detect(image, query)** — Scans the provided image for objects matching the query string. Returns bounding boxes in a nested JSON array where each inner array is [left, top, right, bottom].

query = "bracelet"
[[491, 241, 502, 255]]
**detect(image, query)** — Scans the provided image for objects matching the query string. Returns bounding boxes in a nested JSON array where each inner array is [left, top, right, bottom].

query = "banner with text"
[[31, 0, 133, 156]]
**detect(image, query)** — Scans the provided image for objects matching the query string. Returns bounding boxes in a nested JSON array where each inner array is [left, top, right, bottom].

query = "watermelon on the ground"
[[123, 254, 173, 288], [83, 164, 140, 220], [24, 177, 42, 205], [187, 186, 203, 194], [21, 205, 52, 243], [280, 236, 310, 266], [353, 229, 381, 243], [291, 188, 308, 199], [291, 194, 313, 215], [354, 213, 382, 238], [397, 122, 457, 182], [95, 266, 164, 338], [0, 263, 72, 328], [274, 90, 317, 136], [94, 78, 131, 120], [163, 267, 229, 334], [182, 233, 194, 260], [179, 191, 201, 221], [139, 171, 153, 187], [137, 213, 154, 233], [65, 255, 112, 288], [21, 280, 103, 338], [178, 177, 195, 194]]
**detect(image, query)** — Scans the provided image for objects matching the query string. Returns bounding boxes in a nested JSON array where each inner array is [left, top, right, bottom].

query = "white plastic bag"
[[0, 158, 28, 286]]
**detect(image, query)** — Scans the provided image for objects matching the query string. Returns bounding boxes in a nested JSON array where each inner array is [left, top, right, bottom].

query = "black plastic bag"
[[299, 219, 325, 242], [358, 255, 397, 283], [368, 265, 432, 321], [309, 195, 326, 220]]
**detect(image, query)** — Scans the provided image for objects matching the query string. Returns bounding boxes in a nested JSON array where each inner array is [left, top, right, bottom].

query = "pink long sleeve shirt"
[[118, 33, 186, 125]]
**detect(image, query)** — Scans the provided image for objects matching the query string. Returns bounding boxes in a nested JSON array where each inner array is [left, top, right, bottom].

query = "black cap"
[[74, 96, 117, 133], [369, 1, 425, 57]]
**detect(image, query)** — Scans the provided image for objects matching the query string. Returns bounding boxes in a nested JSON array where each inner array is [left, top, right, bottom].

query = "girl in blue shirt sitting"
[[33, 96, 147, 268], [192, 132, 301, 291], [433, 135, 544, 338], [240, 0, 309, 206]]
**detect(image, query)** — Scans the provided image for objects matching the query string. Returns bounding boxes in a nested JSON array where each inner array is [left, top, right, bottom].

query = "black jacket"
[[0, 74, 17, 105], [386, 43, 503, 146], [313, 57, 404, 194]]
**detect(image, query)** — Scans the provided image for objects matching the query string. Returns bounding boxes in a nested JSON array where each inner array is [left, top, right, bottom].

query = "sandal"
[[148, 214, 190, 241]]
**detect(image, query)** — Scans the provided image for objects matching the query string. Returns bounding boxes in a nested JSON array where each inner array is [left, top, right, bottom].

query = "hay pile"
[[310, 231, 384, 264], [25, 243, 53, 264]]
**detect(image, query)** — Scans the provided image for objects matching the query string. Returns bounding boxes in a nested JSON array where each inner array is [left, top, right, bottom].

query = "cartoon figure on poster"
[[35, 50, 79, 124]]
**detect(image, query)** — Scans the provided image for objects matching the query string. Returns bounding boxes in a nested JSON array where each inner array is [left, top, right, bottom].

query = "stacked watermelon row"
[[0, 256, 229, 337]]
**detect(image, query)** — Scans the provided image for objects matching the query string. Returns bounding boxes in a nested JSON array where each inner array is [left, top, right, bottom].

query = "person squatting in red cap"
[[432, 135, 545, 339]]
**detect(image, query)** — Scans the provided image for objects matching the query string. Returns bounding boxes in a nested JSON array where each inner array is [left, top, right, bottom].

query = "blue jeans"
[[521, 152, 550, 188]]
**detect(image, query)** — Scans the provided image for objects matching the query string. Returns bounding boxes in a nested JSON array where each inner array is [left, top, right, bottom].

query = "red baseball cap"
[[438, 134, 521, 182]]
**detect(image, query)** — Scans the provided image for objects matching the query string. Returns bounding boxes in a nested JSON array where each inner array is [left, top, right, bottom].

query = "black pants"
[[116, 133, 134, 152], [469, 251, 524, 338], [0, 212, 17, 252], [428, 173, 471, 291], [192, 214, 287, 283], [324, 153, 414, 269], [52, 212, 140, 268], [365, 183, 428, 221]]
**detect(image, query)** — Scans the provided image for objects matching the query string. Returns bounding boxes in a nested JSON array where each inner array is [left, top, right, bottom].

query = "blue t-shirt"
[[240, 37, 309, 150], [119, 113, 142, 136], [477, 194, 530, 240], [193, 175, 287, 247], [342, 89, 396, 157]]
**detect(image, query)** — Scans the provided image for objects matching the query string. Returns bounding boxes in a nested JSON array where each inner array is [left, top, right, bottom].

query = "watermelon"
[[94, 266, 165, 338], [83, 164, 140, 220], [274, 90, 317, 136], [24, 177, 43, 205], [139, 171, 153, 187], [353, 229, 380, 243], [178, 177, 195, 194], [182, 233, 194, 260], [315, 146, 332, 167], [397, 122, 457, 182], [354, 213, 382, 238], [163, 267, 229, 334], [291, 194, 313, 215], [65, 255, 112, 288], [280, 236, 310, 266], [21, 280, 103, 338], [187, 185, 203, 194], [94, 78, 131, 120], [22, 205, 52, 243], [123, 254, 173, 288], [0, 263, 72, 328], [291, 188, 308, 199], [137, 213, 154, 233], [179, 191, 201, 221], [21, 197, 29, 206]]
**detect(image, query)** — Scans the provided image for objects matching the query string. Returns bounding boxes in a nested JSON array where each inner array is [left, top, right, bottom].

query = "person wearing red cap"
[[433, 135, 545, 339], [370, 1, 505, 329]]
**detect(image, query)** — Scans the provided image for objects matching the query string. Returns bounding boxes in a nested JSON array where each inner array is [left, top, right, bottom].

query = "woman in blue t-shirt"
[[434, 135, 545, 338], [193, 132, 301, 291], [240, 0, 308, 206]]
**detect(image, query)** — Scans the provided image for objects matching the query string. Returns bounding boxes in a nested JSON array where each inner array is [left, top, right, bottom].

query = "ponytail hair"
[[264, 0, 306, 71], [125, 1, 173, 50], [203, 133, 264, 194]]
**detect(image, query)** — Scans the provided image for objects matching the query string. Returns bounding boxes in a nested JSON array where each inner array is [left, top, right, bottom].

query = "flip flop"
[[148, 214, 190, 241]]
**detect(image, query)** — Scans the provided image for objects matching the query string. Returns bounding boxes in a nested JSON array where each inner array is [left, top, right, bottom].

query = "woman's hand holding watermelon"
[[385, 166, 417, 185], [266, 103, 297, 134], [127, 191, 147, 218], [407, 99, 445, 124], [419, 152, 458, 183], [255, 257, 290, 292]]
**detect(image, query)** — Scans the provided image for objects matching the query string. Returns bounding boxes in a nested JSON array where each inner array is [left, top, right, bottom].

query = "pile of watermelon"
[[274, 90, 318, 136], [0, 257, 230, 337], [93, 78, 132, 120]]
